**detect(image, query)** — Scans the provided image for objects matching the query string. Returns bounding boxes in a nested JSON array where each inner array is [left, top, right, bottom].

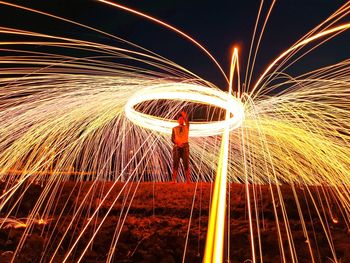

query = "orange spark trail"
[[252, 22, 350, 97], [96, 0, 229, 84]]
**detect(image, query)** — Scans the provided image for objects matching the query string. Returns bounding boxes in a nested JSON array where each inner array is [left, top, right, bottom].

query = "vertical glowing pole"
[[204, 48, 238, 263]]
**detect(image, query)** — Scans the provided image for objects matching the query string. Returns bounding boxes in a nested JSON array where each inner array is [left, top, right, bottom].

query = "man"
[[171, 111, 190, 183]]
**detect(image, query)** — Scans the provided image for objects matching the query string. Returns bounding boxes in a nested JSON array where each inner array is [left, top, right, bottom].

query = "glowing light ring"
[[125, 83, 244, 137]]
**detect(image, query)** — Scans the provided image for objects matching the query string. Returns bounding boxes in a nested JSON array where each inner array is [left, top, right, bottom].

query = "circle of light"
[[125, 83, 244, 137]]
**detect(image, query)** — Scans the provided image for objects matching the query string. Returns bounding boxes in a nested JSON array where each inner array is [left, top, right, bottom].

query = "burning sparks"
[[0, 1, 350, 262], [0, 217, 49, 229]]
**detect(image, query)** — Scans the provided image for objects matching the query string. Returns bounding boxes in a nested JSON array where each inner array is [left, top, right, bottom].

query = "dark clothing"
[[172, 143, 189, 170]]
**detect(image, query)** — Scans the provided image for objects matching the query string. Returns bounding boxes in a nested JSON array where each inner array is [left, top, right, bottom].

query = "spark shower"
[[0, 1, 350, 262]]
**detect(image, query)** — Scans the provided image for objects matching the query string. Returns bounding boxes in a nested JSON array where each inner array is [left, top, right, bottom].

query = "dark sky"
[[1, 0, 349, 88]]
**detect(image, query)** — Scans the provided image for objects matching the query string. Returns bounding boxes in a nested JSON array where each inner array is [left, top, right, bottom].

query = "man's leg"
[[185, 168, 190, 183], [183, 145, 190, 183], [172, 146, 180, 182], [172, 170, 178, 183]]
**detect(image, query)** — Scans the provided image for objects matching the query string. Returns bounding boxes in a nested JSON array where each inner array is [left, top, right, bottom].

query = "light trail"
[[0, 216, 50, 229], [203, 48, 239, 262], [96, 0, 229, 84], [0, 1, 349, 263], [252, 22, 350, 97], [124, 83, 244, 137]]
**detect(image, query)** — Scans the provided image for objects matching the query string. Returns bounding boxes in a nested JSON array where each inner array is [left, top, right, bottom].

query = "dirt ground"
[[0, 181, 349, 262]]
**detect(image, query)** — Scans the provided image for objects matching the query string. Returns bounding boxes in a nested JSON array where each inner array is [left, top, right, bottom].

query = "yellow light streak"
[[204, 48, 239, 262]]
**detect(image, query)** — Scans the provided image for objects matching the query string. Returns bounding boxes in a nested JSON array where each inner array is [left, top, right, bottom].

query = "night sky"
[[1, 0, 349, 88]]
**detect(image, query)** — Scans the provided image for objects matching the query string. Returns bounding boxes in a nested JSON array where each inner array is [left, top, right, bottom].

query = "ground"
[[0, 181, 349, 262]]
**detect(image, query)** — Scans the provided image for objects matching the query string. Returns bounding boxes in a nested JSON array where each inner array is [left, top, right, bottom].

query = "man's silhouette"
[[171, 111, 190, 183]]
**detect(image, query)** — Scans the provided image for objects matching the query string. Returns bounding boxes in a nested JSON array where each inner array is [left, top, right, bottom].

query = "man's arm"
[[181, 111, 189, 128]]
